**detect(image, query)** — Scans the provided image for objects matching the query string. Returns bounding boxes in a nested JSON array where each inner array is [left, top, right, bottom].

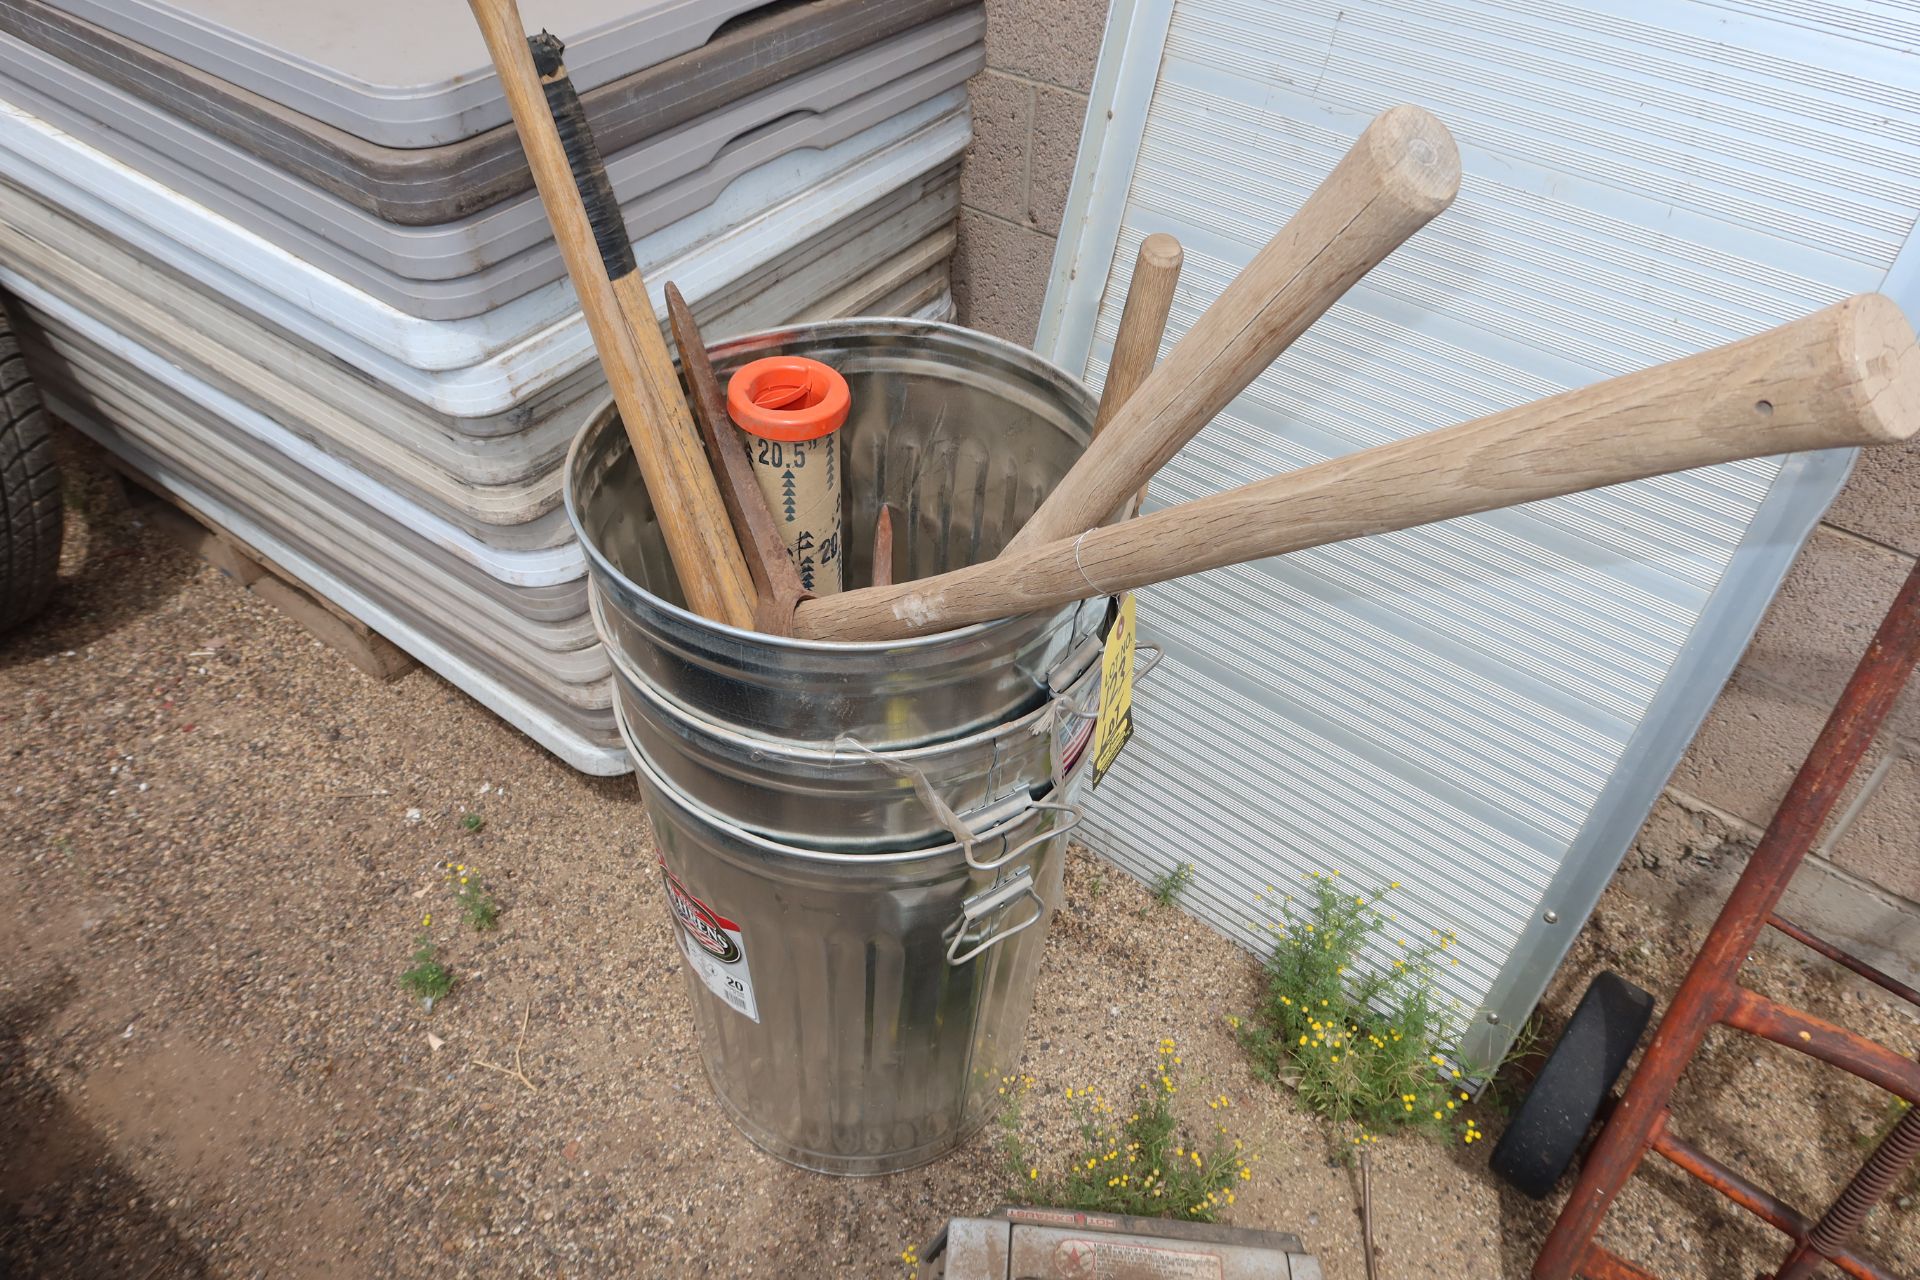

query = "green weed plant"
[[1238, 873, 1483, 1151], [999, 1041, 1255, 1222]]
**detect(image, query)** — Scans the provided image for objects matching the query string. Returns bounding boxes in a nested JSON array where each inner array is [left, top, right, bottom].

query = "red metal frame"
[[1533, 559, 1920, 1280]]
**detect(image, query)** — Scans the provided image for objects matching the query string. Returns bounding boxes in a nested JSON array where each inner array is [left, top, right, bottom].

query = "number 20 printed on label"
[[660, 863, 759, 1022]]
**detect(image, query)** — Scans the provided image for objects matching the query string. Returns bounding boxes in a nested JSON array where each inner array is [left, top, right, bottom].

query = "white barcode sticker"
[[661, 864, 759, 1023]]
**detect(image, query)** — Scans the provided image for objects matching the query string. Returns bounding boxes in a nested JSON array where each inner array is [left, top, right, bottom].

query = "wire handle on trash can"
[[963, 801, 1081, 872], [832, 737, 1087, 864], [1056, 643, 1165, 728], [947, 868, 1045, 966]]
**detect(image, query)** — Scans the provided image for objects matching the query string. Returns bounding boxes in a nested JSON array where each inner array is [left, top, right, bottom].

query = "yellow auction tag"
[[1090, 594, 1137, 789]]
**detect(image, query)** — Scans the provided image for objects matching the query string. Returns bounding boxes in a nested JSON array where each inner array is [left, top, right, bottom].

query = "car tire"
[[0, 301, 60, 634]]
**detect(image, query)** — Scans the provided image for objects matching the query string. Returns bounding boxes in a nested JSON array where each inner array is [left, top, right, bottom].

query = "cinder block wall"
[[956, 2, 1920, 976], [1636, 448, 1920, 983], [951, 0, 1102, 342]]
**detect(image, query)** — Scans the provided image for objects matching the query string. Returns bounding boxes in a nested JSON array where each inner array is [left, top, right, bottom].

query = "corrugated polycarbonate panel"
[[1040, 0, 1919, 1061]]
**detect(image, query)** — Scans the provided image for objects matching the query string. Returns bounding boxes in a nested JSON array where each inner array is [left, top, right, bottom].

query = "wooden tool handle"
[[665, 283, 812, 634], [529, 33, 634, 283], [535, 38, 761, 618], [797, 294, 1920, 641], [1092, 234, 1184, 438], [1097, 233, 1183, 512], [1004, 105, 1461, 554], [532, 33, 751, 623], [468, 0, 755, 628]]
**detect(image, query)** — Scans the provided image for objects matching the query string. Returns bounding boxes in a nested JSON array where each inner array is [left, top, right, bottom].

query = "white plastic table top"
[[49, 0, 772, 148], [0, 0, 969, 225], [0, 90, 970, 414], [5, 270, 589, 588], [0, 158, 957, 530], [0, 13, 981, 306], [19, 297, 624, 733], [40, 350, 604, 667], [29, 283, 963, 776], [51, 388, 628, 773], [23, 305, 610, 676]]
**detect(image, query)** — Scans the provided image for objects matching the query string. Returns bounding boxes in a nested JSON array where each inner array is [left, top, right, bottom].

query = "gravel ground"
[[3, 435, 1917, 1278]]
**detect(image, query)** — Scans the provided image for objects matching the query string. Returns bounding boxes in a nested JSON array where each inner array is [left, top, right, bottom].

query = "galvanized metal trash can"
[[567, 319, 1109, 747], [566, 319, 1111, 1173], [626, 727, 1074, 1174], [606, 614, 1104, 850]]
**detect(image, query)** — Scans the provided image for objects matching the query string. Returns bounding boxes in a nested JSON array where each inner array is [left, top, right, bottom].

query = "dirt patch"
[[2, 435, 1917, 1276]]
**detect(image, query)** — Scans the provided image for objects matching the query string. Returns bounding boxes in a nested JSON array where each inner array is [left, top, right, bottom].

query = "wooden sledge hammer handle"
[[1097, 233, 1184, 511], [1094, 233, 1184, 439], [467, 0, 756, 629], [797, 294, 1920, 641], [1004, 104, 1461, 554]]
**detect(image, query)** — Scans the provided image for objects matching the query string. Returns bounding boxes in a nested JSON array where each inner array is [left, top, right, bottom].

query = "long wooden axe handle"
[[468, 0, 756, 628], [795, 294, 1920, 641], [1004, 105, 1461, 554]]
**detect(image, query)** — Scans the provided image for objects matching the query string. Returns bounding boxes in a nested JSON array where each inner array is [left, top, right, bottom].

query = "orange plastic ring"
[[726, 356, 851, 442]]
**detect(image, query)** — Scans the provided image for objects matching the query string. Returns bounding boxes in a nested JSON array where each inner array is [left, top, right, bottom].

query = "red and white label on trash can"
[[661, 863, 759, 1023]]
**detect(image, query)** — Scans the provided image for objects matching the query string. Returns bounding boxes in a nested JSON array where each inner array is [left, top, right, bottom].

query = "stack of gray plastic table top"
[[0, 0, 978, 772], [0, 0, 979, 314]]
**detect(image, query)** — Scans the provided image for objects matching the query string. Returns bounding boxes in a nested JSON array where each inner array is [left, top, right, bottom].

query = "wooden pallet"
[[111, 464, 417, 683]]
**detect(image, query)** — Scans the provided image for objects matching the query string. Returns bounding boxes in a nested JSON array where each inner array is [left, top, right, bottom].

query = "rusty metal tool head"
[[663, 283, 812, 634], [870, 503, 896, 589]]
